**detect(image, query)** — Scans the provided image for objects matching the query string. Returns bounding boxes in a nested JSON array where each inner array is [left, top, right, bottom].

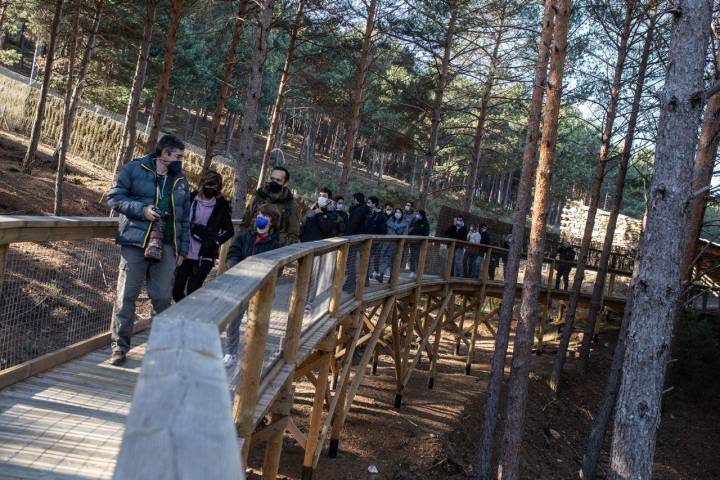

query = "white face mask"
[[317, 196, 328, 208], [394, 212, 402, 220], [337, 203, 345, 210], [385, 209, 393, 215], [456, 220, 464, 227], [416, 214, 422, 220]]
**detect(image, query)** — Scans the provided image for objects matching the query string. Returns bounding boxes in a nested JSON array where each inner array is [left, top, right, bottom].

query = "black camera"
[[190, 222, 208, 242], [151, 206, 170, 219]]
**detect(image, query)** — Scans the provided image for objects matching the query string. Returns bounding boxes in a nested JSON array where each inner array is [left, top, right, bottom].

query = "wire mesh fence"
[[0, 239, 150, 371]]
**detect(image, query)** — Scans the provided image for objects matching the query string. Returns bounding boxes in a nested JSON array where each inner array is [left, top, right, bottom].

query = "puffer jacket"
[[385, 216, 409, 236], [107, 154, 191, 256]]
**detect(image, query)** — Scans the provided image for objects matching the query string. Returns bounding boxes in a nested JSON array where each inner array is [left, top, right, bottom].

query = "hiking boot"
[[110, 350, 126, 366]]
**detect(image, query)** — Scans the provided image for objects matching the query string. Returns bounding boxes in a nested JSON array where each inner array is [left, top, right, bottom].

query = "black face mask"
[[267, 181, 283, 194], [202, 187, 218, 198]]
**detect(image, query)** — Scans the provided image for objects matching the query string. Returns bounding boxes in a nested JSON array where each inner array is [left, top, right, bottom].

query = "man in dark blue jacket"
[[106, 134, 191, 366], [343, 192, 371, 292]]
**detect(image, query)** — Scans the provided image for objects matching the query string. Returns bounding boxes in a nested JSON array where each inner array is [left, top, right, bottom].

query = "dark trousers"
[[172, 258, 214, 302], [555, 268, 570, 290], [409, 245, 421, 272]]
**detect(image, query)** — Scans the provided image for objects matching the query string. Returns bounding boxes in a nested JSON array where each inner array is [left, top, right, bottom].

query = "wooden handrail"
[[0, 216, 638, 479]]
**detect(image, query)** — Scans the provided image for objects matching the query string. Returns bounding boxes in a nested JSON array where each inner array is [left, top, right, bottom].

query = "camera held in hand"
[[144, 207, 171, 261]]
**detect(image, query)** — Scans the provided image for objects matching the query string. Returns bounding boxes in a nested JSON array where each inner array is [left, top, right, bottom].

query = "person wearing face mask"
[[300, 187, 345, 242], [444, 215, 468, 277], [224, 204, 281, 366], [244, 167, 301, 246], [172, 170, 234, 302], [408, 209, 430, 277], [374, 208, 409, 283], [106, 134, 191, 366], [333, 195, 349, 226], [365, 197, 388, 278], [343, 192, 372, 293]]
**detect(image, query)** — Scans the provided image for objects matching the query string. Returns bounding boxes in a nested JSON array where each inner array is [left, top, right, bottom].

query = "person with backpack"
[[555, 241, 576, 290], [172, 170, 234, 302], [374, 207, 409, 283], [106, 134, 191, 366], [223, 204, 281, 367]]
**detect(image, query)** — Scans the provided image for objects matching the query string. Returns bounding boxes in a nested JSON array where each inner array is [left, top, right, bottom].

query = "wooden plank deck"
[[0, 269, 624, 479]]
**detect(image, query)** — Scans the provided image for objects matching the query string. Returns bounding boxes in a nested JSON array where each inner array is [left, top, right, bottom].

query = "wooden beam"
[[233, 272, 279, 464], [302, 344, 334, 480]]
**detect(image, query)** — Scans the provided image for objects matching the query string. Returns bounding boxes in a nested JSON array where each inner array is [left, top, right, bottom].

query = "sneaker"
[[304, 302, 312, 314], [110, 350, 126, 366], [223, 354, 237, 368], [408, 272, 417, 280], [377, 272, 384, 284]]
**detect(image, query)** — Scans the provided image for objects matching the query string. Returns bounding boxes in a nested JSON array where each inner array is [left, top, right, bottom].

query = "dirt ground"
[[0, 130, 110, 216], [246, 322, 720, 480]]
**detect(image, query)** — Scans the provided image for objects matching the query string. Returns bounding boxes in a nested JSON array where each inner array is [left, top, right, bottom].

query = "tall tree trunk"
[[418, 2, 457, 209], [204, 0, 248, 172], [51, 0, 103, 167], [582, 236, 643, 480], [20, 0, 63, 174], [233, 0, 274, 218], [609, 1, 712, 478], [146, 0, 183, 152], [338, 0, 378, 199], [463, 27, 503, 211], [0, 2, 9, 48], [53, 0, 82, 215], [550, 0, 635, 393], [473, 2, 555, 478], [111, 0, 157, 178], [223, 111, 236, 156], [579, 3, 657, 373], [678, 32, 720, 303], [498, 1, 571, 478], [257, 0, 303, 189]]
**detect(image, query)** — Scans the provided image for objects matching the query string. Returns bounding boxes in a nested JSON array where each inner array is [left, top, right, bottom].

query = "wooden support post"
[[389, 238, 405, 289], [465, 296, 485, 375], [444, 241, 456, 281], [455, 297, 468, 355], [390, 303, 403, 408], [233, 271, 279, 465], [0, 244, 7, 290], [607, 272, 616, 297], [262, 253, 314, 479], [217, 241, 231, 274], [371, 345, 379, 375], [537, 259, 554, 354], [329, 242, 350, 317], [301, 338, 335, 480], [355, 239, 373, 299], [394, 239, 428, 408], [428, 289, 452, 389], [327, 296, 395, 458]]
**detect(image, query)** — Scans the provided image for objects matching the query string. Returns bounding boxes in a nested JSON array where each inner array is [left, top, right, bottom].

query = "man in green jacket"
[[106, 134, 191, 366]]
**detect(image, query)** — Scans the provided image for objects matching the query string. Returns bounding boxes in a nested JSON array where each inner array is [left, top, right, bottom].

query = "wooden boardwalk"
[[0, 265, 626, 480]]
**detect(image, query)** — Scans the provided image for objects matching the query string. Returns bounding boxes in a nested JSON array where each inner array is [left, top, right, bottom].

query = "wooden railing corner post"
[[232, 270, 279, 464], [389, 238, 405, 289], [354, 239, 373, 300], [444, 241, 456, 281]]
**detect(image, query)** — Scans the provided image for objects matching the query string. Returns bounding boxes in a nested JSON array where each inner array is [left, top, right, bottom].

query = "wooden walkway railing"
[[0, 216, 642, 480]]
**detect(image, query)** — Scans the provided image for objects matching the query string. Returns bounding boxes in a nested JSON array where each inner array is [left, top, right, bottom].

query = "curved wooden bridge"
[[0, 217, 635, 479]]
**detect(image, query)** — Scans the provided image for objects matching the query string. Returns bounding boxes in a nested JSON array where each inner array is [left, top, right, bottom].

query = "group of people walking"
[[105, 134, 430, 367], [105, 134, 576, 368]]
